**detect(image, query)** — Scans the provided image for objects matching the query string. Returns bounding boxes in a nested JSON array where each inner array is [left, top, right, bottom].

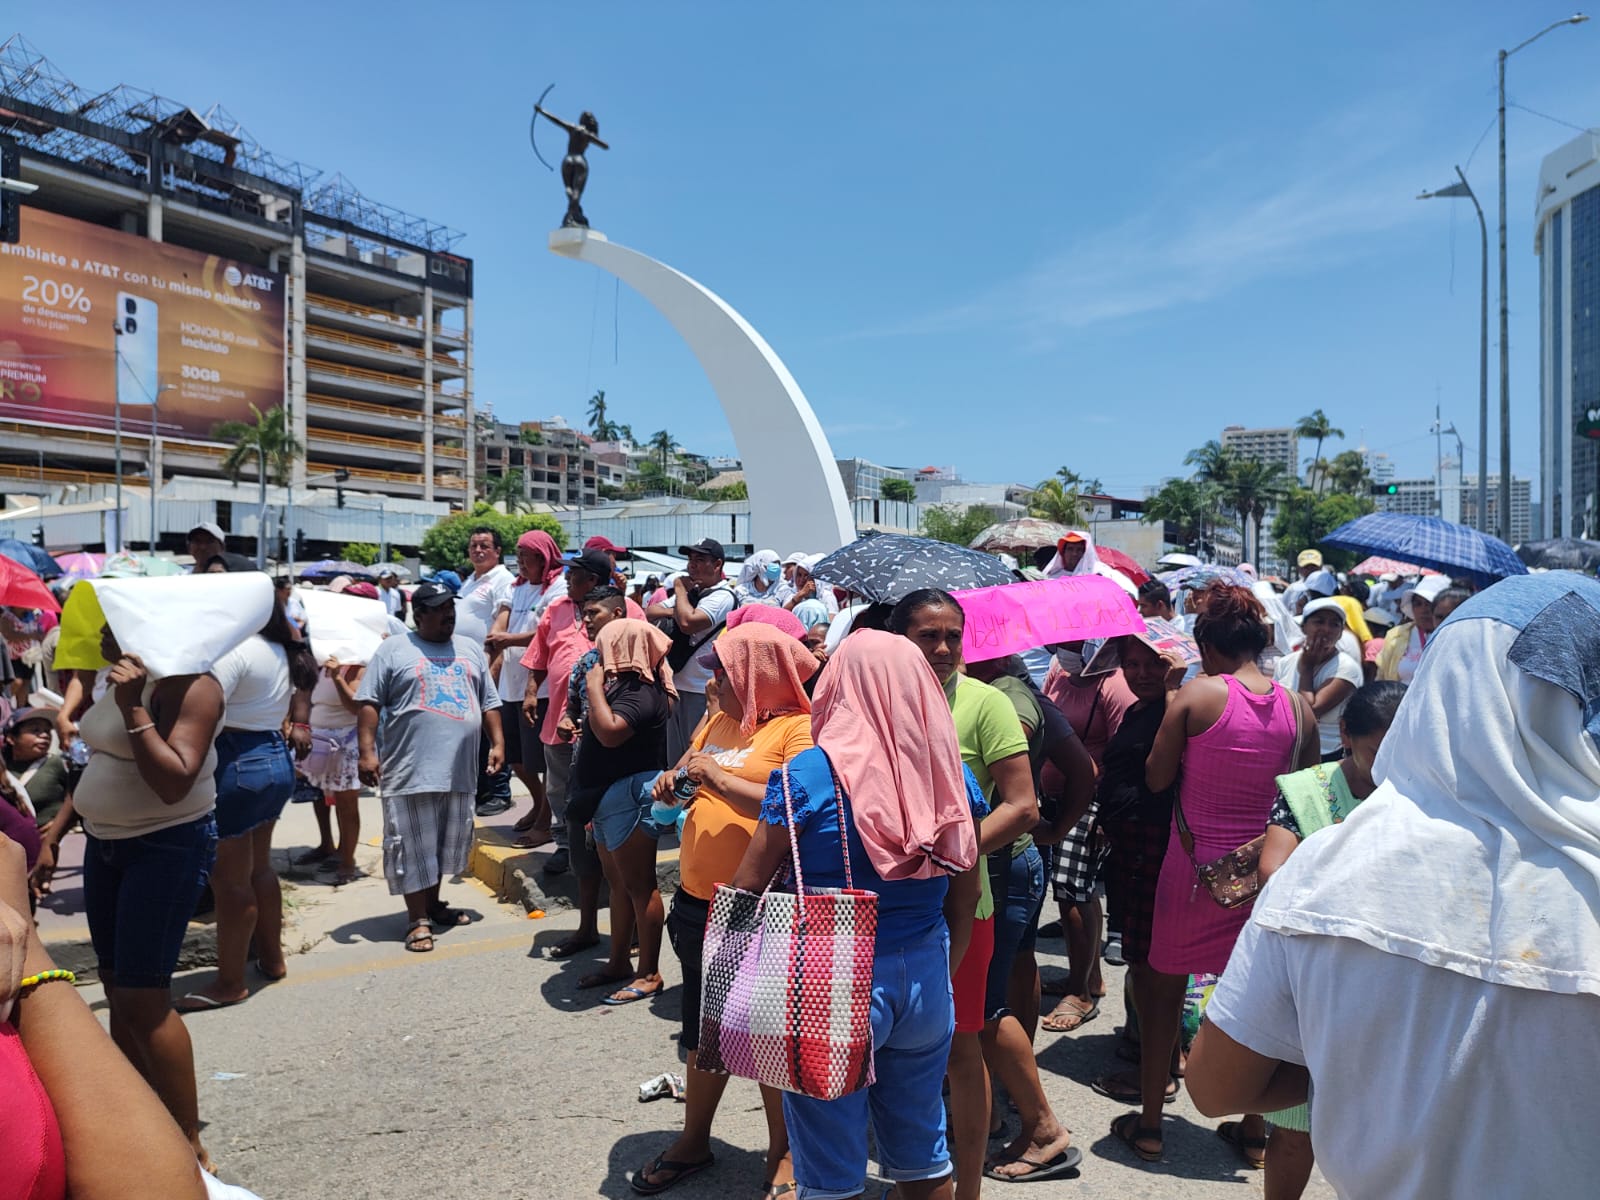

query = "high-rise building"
[[1221, 426, 1300, 484], [0, 36, 473, 549], [1535, 131, 1600, 539]]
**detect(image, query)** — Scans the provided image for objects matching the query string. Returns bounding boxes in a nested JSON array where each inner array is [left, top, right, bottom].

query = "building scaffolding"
[[0, 33, 464, 251]]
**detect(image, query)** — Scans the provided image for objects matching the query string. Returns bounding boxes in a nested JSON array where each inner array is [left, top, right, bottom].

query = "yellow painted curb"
[[466, 824, 680, 907]]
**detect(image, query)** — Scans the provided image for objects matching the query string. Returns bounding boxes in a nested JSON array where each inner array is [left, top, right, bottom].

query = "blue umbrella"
[[1320, 514, 1527, 587], [0, 539, 62, 580]]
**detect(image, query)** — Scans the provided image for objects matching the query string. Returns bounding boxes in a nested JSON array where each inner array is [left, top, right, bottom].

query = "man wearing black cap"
[[356, 581, 503, 951], [647, 538, 738, 762]]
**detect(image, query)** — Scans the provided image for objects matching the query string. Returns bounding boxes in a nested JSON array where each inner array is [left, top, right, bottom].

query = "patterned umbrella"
[[1513, 538, 1600, 573], [809, 534, 1016, 604], [1159, 564, 1255, 591], [1320, 514, 1527, 587], [969, 518, 1077, 558], [1350, 555, 1441, 578], [298, 559, 379, 582]]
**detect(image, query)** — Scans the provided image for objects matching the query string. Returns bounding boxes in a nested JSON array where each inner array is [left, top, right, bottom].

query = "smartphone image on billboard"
[[114, 291, 159, 407]]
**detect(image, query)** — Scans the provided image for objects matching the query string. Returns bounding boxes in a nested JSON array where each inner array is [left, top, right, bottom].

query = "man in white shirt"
[[647, 538, 738, 762], [377, 569, 408, 623], [1279, 549, 1322, 616], [454, 526, 515, 815]]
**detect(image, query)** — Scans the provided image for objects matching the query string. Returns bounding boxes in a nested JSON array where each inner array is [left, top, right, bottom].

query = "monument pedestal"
[[548, 227, 854, 553]]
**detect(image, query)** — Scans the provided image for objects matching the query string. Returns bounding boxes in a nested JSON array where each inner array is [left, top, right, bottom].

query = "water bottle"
[[67, 739, 91, 768], [671, 767, 700, 804]]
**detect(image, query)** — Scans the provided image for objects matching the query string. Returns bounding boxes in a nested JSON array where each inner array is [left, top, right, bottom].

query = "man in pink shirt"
[[519, 550, 642, 883]]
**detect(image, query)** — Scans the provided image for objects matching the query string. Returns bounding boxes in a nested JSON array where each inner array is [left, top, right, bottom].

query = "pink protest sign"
[[951, 574, 1147, 663]]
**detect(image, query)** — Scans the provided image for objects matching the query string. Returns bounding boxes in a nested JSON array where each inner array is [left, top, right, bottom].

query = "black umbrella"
[[808, 534, 1016, 604], [1514, 537, 1600, 573]]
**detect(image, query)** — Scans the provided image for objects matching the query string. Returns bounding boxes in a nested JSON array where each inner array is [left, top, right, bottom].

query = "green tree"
[[1295, 409, 1344, 493], [519, 426, 544, 447], [340, 541, 380, 566], [481, 469, 529, 513], [419, 503, 565, 571], [921, 504, 999, 546], [1142, 478, 1212, 552], [880, 477, 918, 503], [586, 390, 617, 441], [649, 429, 678, 471], [633, 459, 679, 497], [1271, 487, 1373, 572], [1057, 466, 1103, 495], [1223, 459, 1288, 565], [214, 403, 301, 486], [700, 480, 750, 502], [1028, 478, 1085, 526], [1325, 449, 1371, 496]]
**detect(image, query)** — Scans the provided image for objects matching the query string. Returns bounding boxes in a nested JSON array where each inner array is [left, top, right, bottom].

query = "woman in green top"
[[1255, 680, 1406, 1198]]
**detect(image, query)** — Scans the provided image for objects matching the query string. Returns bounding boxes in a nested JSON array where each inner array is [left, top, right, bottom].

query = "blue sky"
[[17, 3, 1600, 496]]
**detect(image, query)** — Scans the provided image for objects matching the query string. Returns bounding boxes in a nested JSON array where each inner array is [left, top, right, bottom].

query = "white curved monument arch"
[[549, 228, 855, 553]]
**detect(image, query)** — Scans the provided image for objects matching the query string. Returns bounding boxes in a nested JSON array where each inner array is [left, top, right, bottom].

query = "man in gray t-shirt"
[[357, 582, 504, 952]]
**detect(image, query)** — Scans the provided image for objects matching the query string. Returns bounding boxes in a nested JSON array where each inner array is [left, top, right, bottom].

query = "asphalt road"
[[74, 858, 1331, 1200]]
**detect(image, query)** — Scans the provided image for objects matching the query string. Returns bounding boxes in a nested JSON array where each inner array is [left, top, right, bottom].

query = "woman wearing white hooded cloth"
[[58, 571, 273, 1172], [1042, 530, 1138, 597], [1186, 574, 1600, 1198]]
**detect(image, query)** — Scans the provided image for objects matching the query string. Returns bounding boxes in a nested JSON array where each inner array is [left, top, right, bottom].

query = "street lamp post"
[[1419, 168, 1489, 531], [148, 383, 175, 554], [1498, 14, 1589, 542]]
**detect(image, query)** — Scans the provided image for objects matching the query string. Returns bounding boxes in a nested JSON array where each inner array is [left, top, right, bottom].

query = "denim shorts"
[[214, 729, 295, 840], [84, 814, 218, 989], [985, 844, 1046, 1021], [782, 929, 956, 1200], [591, 770, 664, 853]]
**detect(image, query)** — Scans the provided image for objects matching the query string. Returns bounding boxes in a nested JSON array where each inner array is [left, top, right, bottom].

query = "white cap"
[[1305, 568, 1339, 597], [1379, 572, 1399, 582], [1301, 596, 1349, 624], [188, 521, 225, 543], [782, 551, 808, 566]]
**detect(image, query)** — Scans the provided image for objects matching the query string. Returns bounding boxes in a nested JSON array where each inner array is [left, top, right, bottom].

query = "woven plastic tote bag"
[[696, 760, 880, 1100]]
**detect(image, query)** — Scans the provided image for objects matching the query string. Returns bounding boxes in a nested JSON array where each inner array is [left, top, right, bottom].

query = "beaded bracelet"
[[19, 969, 75, 996]]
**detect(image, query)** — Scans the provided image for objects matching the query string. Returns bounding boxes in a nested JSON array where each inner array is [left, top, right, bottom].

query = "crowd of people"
[[0, 520, 1596, 1200]]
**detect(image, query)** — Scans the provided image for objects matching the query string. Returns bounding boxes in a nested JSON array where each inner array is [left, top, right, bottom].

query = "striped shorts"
[[380, 791, 475, 896]]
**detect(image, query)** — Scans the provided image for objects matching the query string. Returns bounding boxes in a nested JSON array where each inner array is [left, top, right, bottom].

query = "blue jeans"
[[985, 844, 1045, 1021], [84, 814, 218, 989], [214, 729, 295, 840], [783, 929, 956, 1200]]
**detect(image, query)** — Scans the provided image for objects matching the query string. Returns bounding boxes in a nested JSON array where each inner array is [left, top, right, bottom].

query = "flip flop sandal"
[[578, 971, 635, 989], [512, 811, 541, 833], [427, 903, 472, 928], [174, 992, 246, 1013], [981, 1145, 1083, 1183], [764, 1183, 797, 1198], [1090, 1073, 1179, 1105], [603, 985, 662, 1006], [548, 935, 600, 960], [1216, 1121, 1267, 1169], [513, 830, 554, 849], [630, 1153, 713, 1195], [1040, 999, 1099, 1032], [404, 921, 434, 953], [1111, 1113, 1163, 1163]]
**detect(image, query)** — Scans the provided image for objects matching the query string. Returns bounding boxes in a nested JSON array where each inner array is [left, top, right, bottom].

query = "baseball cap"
[[679, 538, 726, 561], [1058, 532, 1086, 546], [1364, 606, 1397, 631], [188, 521, 225, 543], [1297, 549, 1324, 568], [1301, 596, 1349, 624], [410, 581, 455, 610], [5, 705, 58, 733], [568, 549, 615, 580], [782, 551, 808, 566], [1305, 568, 1339, 597], [584, 535, 627, 555], [377, 567, 398, 579]]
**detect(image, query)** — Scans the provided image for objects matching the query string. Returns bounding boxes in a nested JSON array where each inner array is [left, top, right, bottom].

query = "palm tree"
[[1182, 442, 1235, 552], [1056, 466, 1103, 496], [648, 429, 677, 472], [1225, 459, 1288, 564], [1325, 449, 1371, 496], [214, 403, 301, 486], [1142, 478, 1211, 552], [587, 390, 617, 440], [1029, 478, 1085, 526], [482, 469, 529, 513], [1295, 409, 1344, 492]]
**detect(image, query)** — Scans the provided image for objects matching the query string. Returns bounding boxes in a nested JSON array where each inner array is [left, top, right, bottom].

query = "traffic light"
[[294, 528, 307, 558], [334, 467, 350, 509], [1370, 482, 1400, 496], [30, 524, 43, 547]]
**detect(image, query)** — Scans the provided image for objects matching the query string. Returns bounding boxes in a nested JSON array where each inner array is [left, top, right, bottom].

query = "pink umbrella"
[[1350, 555, 1441, 577]]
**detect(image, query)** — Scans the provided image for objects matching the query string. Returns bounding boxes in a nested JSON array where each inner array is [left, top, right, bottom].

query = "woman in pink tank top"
[[1103, 583, 1315, 1167]]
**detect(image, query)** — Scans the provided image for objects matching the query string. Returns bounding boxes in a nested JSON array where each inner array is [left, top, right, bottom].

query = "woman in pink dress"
[[1108, 584, 1316, 1167]]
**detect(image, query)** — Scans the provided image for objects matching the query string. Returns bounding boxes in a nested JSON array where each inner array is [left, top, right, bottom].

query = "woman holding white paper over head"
[[55, 571, 273, 1172]]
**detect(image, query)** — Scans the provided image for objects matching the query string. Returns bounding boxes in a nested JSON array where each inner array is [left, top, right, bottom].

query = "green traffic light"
[[1385, 484, 1399, 495]]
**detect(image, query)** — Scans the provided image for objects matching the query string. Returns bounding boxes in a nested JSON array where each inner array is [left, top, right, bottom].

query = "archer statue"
[[532, 100, 609, 228]]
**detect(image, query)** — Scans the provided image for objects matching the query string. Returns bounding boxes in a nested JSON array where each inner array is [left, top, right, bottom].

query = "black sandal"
[[428, 902, 472, 928], [630, 1153, 714, 1195], [1111, 1112, 1163, 1162]]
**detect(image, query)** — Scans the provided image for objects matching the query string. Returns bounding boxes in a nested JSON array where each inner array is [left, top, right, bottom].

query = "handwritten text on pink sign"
[[951, 574, 1146, 663]]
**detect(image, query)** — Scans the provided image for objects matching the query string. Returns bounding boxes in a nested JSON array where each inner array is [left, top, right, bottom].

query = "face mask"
[[765, 563, 781, 583], [1054, 646, 1084, 674]]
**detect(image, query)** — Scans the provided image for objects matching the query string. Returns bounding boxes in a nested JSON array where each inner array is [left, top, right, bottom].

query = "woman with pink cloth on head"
[[726, 630, 987, 1200]]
